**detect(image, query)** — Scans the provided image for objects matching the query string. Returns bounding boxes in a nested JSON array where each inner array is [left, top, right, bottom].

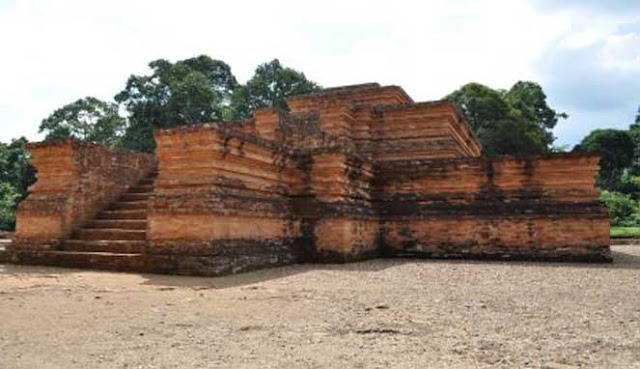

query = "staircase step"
[[111, 201, 147, 211], [62, 240, 145, 254], [75, 228, 146, 241], [120, 193, 151, 202], [15, 251, 144, 272], [86, 219, 146, 230], [99, 210, 147, 220], [130, 185, 153, 193]]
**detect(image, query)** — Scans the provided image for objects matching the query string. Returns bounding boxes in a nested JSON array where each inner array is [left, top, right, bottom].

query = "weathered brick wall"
[[151, 123, 380, 266], [374, 153, 610, 261], [363, 102, 481, 161], [13, 139, 156, 249], [149, 125, 306, 274], [307, 151, 378, 261], [285, 84, 480, 161], [150, 84, 609, 266], [287, 83, 413, 113]]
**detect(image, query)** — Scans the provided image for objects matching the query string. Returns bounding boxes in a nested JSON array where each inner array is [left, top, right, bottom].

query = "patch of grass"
[[610, 226, 640, 238]]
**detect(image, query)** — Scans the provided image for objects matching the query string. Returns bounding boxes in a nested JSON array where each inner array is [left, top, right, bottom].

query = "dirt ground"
[[1, 246, 639, 369]]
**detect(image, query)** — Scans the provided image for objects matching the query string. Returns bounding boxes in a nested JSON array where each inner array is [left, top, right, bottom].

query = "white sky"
[[1, 0, 639, 146]]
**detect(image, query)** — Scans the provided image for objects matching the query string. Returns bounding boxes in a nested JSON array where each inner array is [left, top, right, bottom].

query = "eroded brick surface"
[[11, 140, 156, 249]]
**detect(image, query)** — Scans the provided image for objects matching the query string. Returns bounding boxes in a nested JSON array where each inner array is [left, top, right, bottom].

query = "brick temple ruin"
[[8, 83, 611, 275]]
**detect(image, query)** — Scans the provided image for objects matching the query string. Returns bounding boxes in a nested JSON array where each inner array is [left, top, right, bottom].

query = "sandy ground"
[[0, 246, 639, 369]]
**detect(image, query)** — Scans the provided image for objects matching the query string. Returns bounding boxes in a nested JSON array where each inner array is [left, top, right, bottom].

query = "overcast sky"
[[0, 0, 638, 147]]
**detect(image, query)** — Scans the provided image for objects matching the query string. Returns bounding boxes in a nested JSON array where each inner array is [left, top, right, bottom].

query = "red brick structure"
[[9, 83, 611, 275]]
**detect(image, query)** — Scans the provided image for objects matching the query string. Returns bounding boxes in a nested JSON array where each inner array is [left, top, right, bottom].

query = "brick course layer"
[[10, 83, 610, 276]]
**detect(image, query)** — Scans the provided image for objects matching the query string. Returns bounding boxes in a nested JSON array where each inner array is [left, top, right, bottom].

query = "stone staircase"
[[17, 171, 157, 271], [0, 238, 10, 263]]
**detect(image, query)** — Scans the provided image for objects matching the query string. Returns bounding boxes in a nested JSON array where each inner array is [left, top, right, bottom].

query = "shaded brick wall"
[[307, 150, 378, 261], [147, 125, 305, 274], [13, 139, 156, 249]]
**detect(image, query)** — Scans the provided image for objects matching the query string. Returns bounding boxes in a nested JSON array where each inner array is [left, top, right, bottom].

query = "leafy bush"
[[616, 171, 640, 197], [601, 190, 640, 226], [0, 138, 36, 231], [574, 129, 635, 191], [0, 183, 20, 231]]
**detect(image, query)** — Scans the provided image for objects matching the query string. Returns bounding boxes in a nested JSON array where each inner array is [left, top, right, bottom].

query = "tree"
[[116, 56, 320, 151], [0, 138, 36, 231], [39, 97, 126, 147], [230, 59, 321, 120], [600, 190, 640, 226], [504, 81, 568, 149], [446, 81, 567, 157], [627, 105, 640, 174], [115, 55, 239, 152], [574, 129, 635, 191], [0, 183, 20, 230], [479, 118, 550, 157]]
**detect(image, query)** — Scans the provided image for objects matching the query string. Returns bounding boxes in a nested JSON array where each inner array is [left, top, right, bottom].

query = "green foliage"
[[601, 191, 640, 227], [115, 55, 238, 152], [230, 59, 321, 119], [0, 138, 36, 231], [0, 138, 36, 197], [0, 182, 19, 230], [626, 105, 640, 174], [446, 81, 567, 157], [115, 56, 320, 152], [574, 129, 635, 191], [504, 81, 568, 142], [615, 171, 640, 197], [39, 97, 126, 147]]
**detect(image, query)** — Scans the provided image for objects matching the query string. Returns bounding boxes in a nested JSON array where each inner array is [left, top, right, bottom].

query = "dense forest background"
[[1, 55, 638, 232]]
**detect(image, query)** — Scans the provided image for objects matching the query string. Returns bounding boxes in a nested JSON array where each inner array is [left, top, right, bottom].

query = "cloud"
[[0, 0, 638, 148], [537, 13, 640, 146], [532, 0, 640, 13], [541, 40, 640, 111]]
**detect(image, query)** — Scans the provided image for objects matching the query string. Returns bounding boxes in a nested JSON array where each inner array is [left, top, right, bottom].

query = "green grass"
[[610, 226, 640, 238]]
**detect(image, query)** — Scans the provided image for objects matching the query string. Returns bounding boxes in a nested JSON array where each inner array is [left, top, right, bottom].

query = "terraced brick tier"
[[120, 193, 151, 202], [130, 185, 153, 193], [61, 240, 145, 254], [99, 210, 147, 220], [75, 228, 146, 241], [138, 177, 156, 185], [86, 219, 147, 230], [111, 201, 147, 211], [14, 251, 145, 272], [0, 241, 7, 263]]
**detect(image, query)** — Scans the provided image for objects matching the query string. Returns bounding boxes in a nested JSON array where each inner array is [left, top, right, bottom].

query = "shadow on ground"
[[1, 246, 638, 290], [138, 246, 640, 289]]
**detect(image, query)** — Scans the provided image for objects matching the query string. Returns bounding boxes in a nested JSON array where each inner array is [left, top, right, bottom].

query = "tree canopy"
[[39, 97, 126, 147], [446, 81, 567, 157], [114, 56, 238, 152], [230, 59, 321, 120], [113, 56, 320, 152], [626, 105, 640, 174], [574, 129, 635, 191], [0, 138, 36, 230]]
